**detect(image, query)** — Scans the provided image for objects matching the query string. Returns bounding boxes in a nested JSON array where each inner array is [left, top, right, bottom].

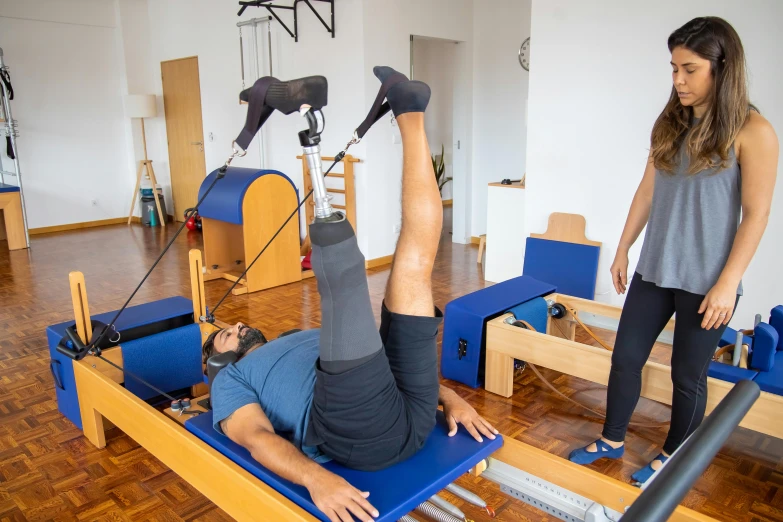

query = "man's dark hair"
[[202, 329, 222, 365]]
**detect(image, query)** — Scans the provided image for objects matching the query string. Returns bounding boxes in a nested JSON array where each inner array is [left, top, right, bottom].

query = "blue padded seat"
[[197, 167, 298, 225], [770, 306, 783, 351], [708, 361, 758, 384], [523, 237, 600, 300], [753, 351, 783, 395], [0, 183, 20, 193], [186, 411, 502, 522], [441, 275, 556, 388]]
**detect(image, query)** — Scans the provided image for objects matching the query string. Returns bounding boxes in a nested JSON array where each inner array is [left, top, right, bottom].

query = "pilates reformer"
[[45, 69, 761, 521]]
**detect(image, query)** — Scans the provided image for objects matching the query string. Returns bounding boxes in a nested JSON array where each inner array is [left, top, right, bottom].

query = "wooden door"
[[161, 57, 207, 222]]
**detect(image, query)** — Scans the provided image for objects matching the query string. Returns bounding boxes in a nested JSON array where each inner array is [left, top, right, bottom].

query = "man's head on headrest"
[[202, 322, 267, 364]]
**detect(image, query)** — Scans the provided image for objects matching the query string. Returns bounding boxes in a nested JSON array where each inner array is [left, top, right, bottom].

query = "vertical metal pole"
[[0, 48, 30, 248], [267, 19, 274, 77], [239, 27, 246, 90]]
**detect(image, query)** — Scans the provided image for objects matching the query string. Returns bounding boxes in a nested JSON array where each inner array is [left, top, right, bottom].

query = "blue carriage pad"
[[707, 361, 758, 384], [186, 411, 503, 522], [121, 323, 203, 401], [753, 352, 783, 396], [197, 167, 299, 225], [523, 237, 600, 300], [770, 306, 783, 351], [0, 183, 20, 193]]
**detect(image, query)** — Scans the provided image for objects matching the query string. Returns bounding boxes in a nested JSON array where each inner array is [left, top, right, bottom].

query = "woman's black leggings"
[[602, 272, 739, 454]]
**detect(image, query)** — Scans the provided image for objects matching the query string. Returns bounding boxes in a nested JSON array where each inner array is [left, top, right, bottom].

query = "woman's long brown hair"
[[651, 17, 752, 174]]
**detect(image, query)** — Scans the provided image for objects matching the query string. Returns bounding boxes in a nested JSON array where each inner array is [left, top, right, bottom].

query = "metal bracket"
[[237, 0, 334, 42], [482, 459, 624, 522]]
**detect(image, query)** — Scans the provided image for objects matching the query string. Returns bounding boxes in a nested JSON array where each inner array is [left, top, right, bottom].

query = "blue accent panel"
[[770, 306, 783, 351], [197, 167, 298, 225], [0, 183, 20, 193], [753, 352, 783, 395], [441, 276, 557, 388], [523, 238, 600, 300], [186, 411, 503, 522], [507, 297, 548, 334], [45, 296, 194, 429], [750, 323, 779, 372], [707, 361, 758, 383], [121, 324, 203, 400]]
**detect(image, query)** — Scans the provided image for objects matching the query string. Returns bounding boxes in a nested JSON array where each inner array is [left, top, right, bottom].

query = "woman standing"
[[568, 16, 778, 485]]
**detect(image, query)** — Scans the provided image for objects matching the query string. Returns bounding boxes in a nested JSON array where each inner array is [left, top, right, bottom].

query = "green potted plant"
[[432, 144, 452, 195]]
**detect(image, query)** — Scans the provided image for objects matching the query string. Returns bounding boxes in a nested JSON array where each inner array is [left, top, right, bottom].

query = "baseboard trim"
[[29, 215, 170, 235], [365, 254, 393, 269], [442, 199, 453, 207]]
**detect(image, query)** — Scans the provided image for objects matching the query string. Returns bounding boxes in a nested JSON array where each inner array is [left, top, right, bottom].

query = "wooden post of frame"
[[189, 249, 207, 323], [69, 271, 93, 344]]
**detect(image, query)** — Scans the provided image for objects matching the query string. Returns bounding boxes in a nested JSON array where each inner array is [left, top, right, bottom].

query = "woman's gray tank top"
[[636, 140, 742, 296]]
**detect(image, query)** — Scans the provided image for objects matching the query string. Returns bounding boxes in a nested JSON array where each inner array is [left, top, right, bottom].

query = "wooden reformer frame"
[[484, 292, 783, 440], [65, 250, 728, 522]]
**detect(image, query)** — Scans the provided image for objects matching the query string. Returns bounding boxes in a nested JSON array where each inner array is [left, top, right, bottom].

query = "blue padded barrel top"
[[0, 183, 20, 193], [523, 237, 600, 300], [197, 167, 298, 225], [120, 323, 203, 401], [186, 411, 503, 522]]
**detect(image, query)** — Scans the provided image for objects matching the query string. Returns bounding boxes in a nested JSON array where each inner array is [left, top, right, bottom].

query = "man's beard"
[[235, 326, 267, 358]]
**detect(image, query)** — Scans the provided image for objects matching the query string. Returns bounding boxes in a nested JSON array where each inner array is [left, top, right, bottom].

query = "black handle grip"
[[623, 379, 760, 522], [56, 343, 80, 360]]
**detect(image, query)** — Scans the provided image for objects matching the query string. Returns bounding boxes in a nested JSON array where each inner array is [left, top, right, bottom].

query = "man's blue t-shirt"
[[210, 329, 327, 462]]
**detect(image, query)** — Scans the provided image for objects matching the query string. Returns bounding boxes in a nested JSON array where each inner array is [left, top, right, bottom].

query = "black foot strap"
[[354, 67, 409, 140], [235, 76, 280, 151]]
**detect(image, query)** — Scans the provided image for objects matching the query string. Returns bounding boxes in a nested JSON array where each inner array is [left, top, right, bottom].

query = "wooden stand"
[[127, 118, 166, 227], [0, 189, 26, 250]]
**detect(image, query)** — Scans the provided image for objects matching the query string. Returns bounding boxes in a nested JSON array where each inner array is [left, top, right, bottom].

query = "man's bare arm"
[[221, 404, 378, 522]]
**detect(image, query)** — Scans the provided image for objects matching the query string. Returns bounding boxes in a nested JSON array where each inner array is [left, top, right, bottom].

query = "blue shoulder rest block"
[[441, 275, 556, 388], [523, 237, 600, 300], [197, 167, 298, 225], [0, 183, 20, 193], [750, 323, 779, 372], [121, 323, 203, 400], [186, 411, 502, 522], [707, 361, 758, 384], [770, 306, 783, 351]]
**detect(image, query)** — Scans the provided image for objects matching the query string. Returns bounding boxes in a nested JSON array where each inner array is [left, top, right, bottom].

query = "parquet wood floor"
[[1, 210, 781, 522]]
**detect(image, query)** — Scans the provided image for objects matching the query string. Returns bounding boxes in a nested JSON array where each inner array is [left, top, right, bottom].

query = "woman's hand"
[[440, 388, 498, 442], [699, 280, 737, 330], [610, 251, 630, 294]]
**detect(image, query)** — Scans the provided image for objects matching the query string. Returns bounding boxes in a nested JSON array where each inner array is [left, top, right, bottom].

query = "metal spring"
[[414, 501, 464, 522]]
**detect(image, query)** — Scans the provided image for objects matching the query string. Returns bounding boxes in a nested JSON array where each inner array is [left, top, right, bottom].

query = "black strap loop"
[[235, 76, 279, 151], [354, 71, 407, 139]]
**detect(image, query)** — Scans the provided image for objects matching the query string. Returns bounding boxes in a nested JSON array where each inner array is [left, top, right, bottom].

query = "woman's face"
[[670, 46, 714, 111]]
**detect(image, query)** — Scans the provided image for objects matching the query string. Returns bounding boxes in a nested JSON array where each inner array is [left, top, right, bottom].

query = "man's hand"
[[305, 468, 379, 522], [439, 386, 499, 442]]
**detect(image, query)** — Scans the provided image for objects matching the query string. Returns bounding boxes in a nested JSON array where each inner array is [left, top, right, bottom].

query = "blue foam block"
[[197, 167, 298, 225], [46, 297, 194, 429], [753, 352, 783, 395], [121, 323, 203, 400], [0, 183, 20, 193], [186, 411, 502, 522], [750, 323, 779, 372], [770, 306, 783, 351], [507, 297, 548, 334], [708, 361, 758, 384], [441, 276, 557, 388], [523, 237, 600, 300]]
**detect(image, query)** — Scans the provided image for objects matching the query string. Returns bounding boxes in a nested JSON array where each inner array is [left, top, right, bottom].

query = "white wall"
[[527, 0, 783, 326], [470, 0, 531, 239], [412, 37, 457, 201], [361, 0, 474, 258], [0, 1, 133, 228]]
